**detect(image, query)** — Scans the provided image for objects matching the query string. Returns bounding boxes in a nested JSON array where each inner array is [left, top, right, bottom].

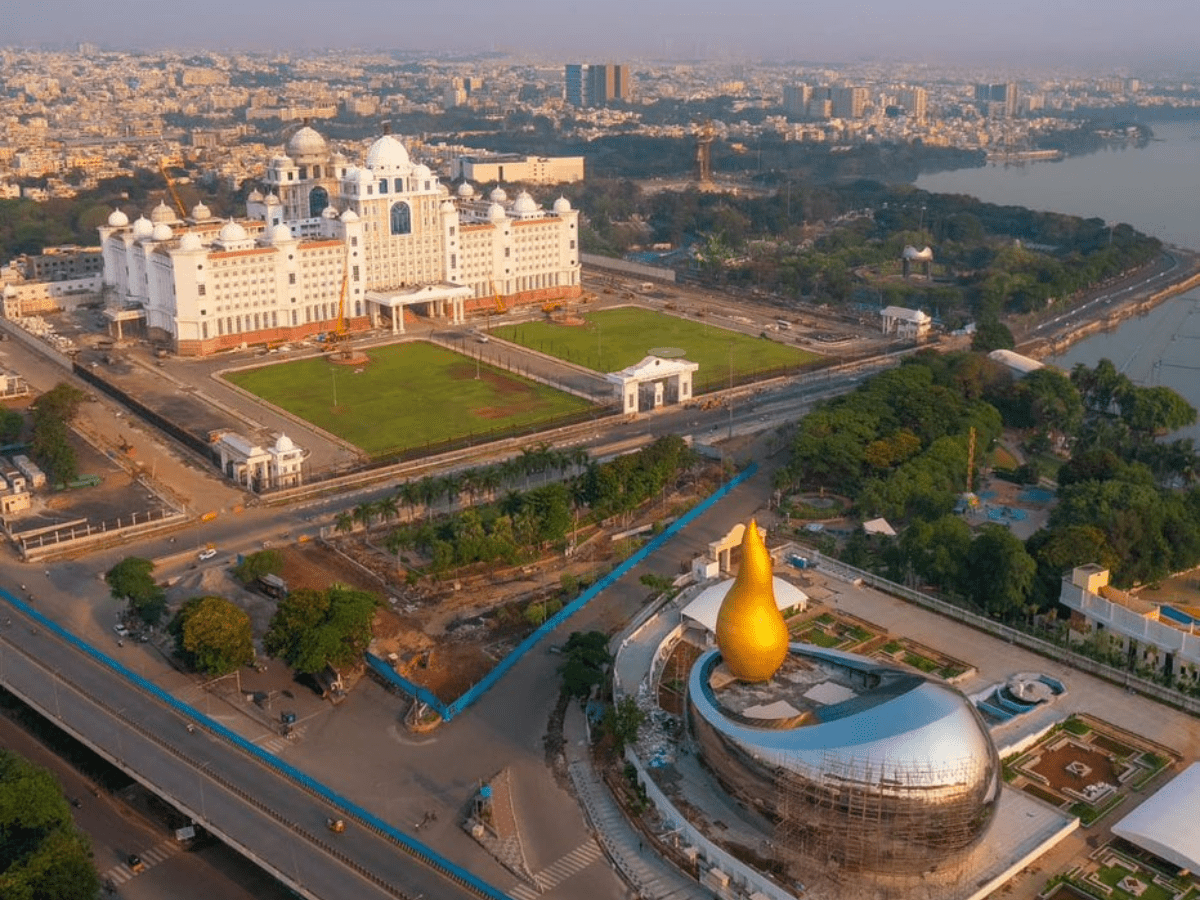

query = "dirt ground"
[[280, 469, 726, 704], [1, 397, 166, 535], [1030, 741, 1121, 794]]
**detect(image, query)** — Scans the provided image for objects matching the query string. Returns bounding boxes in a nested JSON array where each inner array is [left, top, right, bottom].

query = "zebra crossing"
[[508, 838, 603, 899], [101, 839, 180, 886], [257, 724, 306, 755]]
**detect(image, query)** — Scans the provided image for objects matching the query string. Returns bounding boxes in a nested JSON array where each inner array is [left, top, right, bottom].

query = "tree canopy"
[[170, 596, 255, 676], [559, 630, 611, 700], [104, 556, 166, 626], [263, 584, 377, 674], [0, 750, 99, 900], [233, 549, 283, 585]]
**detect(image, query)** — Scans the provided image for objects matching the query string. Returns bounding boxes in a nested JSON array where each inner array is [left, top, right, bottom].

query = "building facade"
[[98, 126, 581, 356]]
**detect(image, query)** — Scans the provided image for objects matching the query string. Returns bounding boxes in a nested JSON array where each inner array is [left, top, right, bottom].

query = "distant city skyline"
[[2, 0, 1197, 71]]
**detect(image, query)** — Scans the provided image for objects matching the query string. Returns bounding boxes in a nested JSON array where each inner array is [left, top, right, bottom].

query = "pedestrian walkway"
[[101, 837, 181, 886], [507, 838, 604, 900], [563, 702, 714, 900]]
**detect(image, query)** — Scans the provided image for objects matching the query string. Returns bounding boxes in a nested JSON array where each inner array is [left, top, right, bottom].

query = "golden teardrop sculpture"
[[714, 519, 789, 682]]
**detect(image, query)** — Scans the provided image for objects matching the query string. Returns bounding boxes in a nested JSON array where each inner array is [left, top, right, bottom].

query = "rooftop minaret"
[[714, 520, 788, 682]]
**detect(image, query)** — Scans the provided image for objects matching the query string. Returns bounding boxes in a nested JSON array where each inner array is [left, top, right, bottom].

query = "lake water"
[[916, 120, 1200, 443]]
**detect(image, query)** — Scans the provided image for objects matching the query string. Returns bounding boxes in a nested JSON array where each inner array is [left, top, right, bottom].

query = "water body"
[[917, 120, 1200, 443]]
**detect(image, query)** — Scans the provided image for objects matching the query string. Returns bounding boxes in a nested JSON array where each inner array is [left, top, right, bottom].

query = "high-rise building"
[[565, 64, 585, 107], [783, 83, 811, 117], [974, 82, 1019, 117], [897, 86, 928, 121], [832, 86, 867, 119], [569, 63, 633, 107]]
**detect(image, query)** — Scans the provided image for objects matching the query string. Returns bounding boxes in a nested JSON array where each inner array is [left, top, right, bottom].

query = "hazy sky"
[[2, 0, 1196, 70]]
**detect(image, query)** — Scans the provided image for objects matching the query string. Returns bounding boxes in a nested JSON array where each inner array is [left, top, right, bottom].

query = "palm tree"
[[441, 473, 462, 514], [376, 494, 398, 523], [398, 481, 421, 522], [334, 512, 354, 534], [352, 501, 374, 529]]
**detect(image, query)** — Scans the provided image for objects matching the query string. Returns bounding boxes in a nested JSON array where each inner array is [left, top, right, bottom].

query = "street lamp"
[[330, 370, 338, 408]]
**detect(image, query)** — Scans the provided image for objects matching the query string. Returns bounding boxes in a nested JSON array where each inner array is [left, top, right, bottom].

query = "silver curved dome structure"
[[688, 644, 1000, 874]]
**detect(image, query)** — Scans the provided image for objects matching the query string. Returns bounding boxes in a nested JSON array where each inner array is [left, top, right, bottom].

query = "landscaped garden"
[[492, 307, 821, 390], [223, 342, 593, 456]]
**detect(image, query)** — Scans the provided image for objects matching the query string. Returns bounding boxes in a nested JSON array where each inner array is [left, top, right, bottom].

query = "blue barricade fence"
[[0, 589, 511, 900]]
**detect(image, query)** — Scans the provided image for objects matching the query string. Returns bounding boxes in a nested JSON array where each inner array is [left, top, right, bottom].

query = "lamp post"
[[330, 370, 338, 409]]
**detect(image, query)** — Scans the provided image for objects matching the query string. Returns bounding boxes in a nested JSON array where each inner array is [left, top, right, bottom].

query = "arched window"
[[390, 201, 412, 236], [309, 186, 329, 218]]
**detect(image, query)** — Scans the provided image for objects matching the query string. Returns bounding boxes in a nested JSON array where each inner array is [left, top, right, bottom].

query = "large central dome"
[[688, 643, 1000, 873], [365, 134, 412, 174], [287, 125, 328, 163]]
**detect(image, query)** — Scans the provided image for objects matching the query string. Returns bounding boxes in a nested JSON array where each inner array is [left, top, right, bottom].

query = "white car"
[[197, 548, 217, 561], [113, 623, 130, 638]]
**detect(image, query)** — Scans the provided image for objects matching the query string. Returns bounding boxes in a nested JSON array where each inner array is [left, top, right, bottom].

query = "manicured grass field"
[[492, 307, 821, 390], [224, 342, 592, 456]]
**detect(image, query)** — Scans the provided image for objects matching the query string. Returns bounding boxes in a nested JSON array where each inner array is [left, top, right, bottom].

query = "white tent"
[[681, 577, 808, 635], [1112, 763, 1200, 872], [862, 517, 897, 537]]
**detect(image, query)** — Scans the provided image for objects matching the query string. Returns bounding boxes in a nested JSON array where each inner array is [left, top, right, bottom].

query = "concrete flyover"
[[0, 592, 509, 900]]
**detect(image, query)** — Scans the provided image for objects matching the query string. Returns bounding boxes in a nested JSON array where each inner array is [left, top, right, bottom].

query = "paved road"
[[0, 598, 490, 900]]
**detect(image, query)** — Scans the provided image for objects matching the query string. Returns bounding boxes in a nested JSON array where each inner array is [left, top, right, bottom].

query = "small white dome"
[[488, 202, 507, 222], [341, 209, 360, 223], [513, 191, 538, 215], [274, 434, 295, 452], [286, 125, 328, 162], [365, 134, 411, 173], [178, 232, 203, 251], [132, 216, 154, 240], [264, 192, 280, 205], [150, 201, 175, 224], [247, 189, 264, 203], [440, 200, 456, 213], [489, 187, 508, 203], [553, 196, 572, 213], [151, 222, 173, 242], [219, 220, 248, 243], [438, 182, 449, 196], [269, 223, 294, 243], [107, 208, 129, 227], [413, 164, 431, 179], [191, 201, 211, 220], [322, 206, 340, 219], [457, 181, 475, 198]]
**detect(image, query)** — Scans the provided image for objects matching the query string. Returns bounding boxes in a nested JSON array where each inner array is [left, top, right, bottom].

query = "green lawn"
[[224, 342, 592, 456], [492, 307, 821, 390]]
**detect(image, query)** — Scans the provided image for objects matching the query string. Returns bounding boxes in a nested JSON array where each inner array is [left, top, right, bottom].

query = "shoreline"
[[1016, 248, 1200, 361]]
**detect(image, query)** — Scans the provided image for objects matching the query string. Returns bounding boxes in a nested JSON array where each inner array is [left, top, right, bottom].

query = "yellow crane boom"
[[159, 157, 188, 219]]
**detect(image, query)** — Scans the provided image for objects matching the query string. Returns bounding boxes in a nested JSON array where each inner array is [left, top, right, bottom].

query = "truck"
[[257, 573, 289, 599]]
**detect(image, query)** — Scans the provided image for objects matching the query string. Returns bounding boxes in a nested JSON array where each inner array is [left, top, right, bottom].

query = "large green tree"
[[559, 630, 611, 699], [233, 549, 283, 585], [264, 584, 377, 674], [0, 750, 99, 900], [170, 596, 255, 676], [963, 525, 1036, 618], [105, 556, 166, 626]]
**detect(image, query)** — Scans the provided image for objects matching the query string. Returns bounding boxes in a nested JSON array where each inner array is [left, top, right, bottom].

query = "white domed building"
[[98, 124, 581, 356]]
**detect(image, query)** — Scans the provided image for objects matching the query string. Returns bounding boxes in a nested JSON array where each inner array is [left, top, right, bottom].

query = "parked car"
[[197, 548, 217, 561], [113, 623, 130, 638]]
